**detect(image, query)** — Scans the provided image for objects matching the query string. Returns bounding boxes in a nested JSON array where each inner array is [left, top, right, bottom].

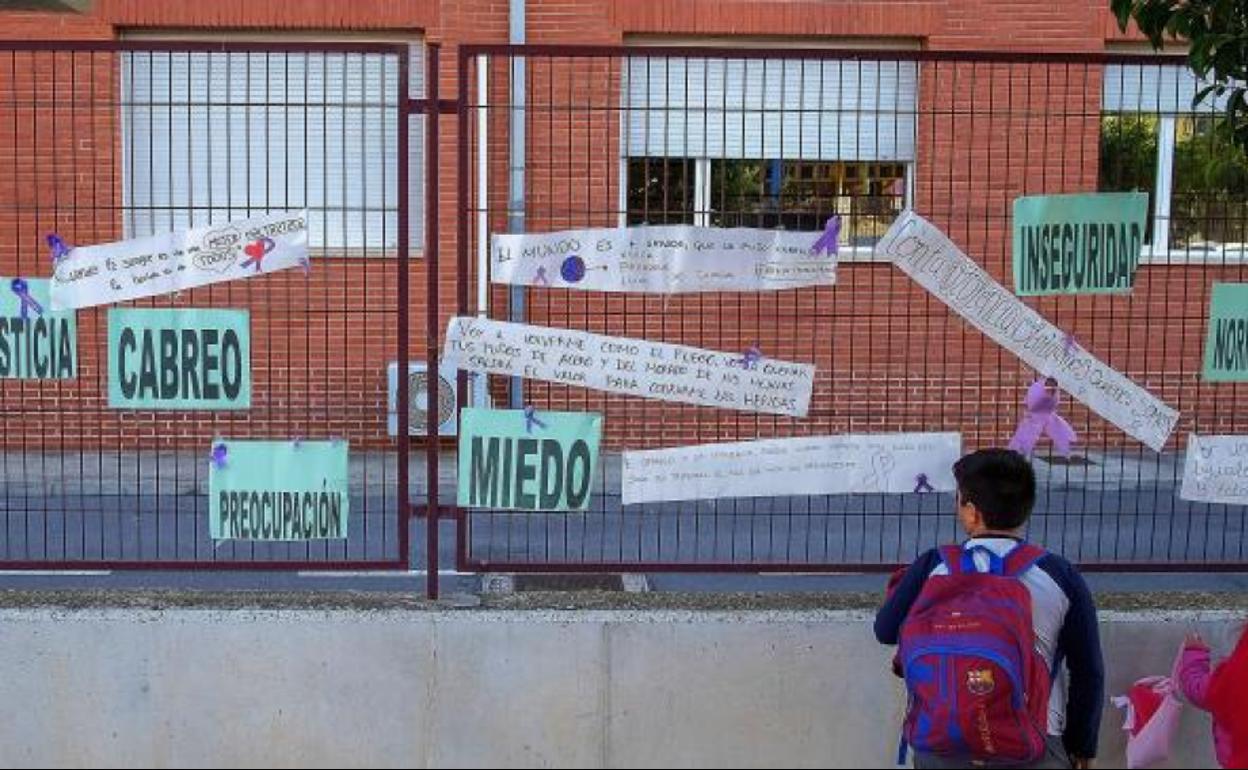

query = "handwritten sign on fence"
[[491, 224, 837, 294], [0, 277, 76, 379], [621, 433, 962, 505], [1012, 192, 1147, 296], [458, 408, 602, 511], [50, 210, 308, 310], [443, 317, 815, 417], [209, 440, 349, 540], [107, 308, 251, 410], [1180, 434, 1248, 506], [877, 211, 1178, 452], [1203, 283, 1248, 382]]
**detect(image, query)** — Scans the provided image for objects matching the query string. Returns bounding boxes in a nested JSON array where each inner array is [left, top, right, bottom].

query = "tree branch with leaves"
[[1112, 0, 1248, 152]]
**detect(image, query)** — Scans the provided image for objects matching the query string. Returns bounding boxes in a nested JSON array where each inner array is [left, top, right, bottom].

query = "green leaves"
[[1112, 0, 1248, 153]]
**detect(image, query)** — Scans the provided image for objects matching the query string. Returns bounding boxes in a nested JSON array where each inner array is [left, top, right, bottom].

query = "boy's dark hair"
[[952, 449, 1036, 530]]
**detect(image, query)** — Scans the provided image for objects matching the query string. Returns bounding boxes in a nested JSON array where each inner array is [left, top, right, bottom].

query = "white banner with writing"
[[443, 317, 815, 417], [491, 224, 838, 294], [50, 210, 308, 310], [621, 433, 962, 505], [876, 211, 1178, 452], [1180, 434, 1248, 505]]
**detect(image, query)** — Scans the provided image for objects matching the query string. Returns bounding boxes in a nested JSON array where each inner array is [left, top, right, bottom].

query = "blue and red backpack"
[[898, 543, 1051, 765]]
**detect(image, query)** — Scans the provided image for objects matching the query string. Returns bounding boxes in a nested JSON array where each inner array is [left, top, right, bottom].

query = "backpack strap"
[[937, 544, 967, 575], [942, 542, 1044, 576], [1001, 542, 1047, 577]]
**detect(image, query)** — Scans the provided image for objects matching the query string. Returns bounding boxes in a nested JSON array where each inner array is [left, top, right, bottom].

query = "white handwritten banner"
[[877, 211, 1178, 452], [443, 317, 815, 417], [50, 210, 308, 310], [491, 224, 838, 294], [621, 433, 962, 505], [1180, 434, 1248, 505]]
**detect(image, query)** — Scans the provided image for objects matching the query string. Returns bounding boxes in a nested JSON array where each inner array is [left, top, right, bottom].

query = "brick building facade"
[[0, 1, 1241, 454]]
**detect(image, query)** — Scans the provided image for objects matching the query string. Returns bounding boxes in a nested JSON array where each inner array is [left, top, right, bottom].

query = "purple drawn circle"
[[560, 255, 587, 283]]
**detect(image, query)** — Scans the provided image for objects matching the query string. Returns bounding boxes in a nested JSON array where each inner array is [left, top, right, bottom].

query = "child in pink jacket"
[[1176, 629, 1248, 768]]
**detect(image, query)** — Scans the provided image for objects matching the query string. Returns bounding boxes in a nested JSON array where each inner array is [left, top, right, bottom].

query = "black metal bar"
[[424, 43, 442, 600]]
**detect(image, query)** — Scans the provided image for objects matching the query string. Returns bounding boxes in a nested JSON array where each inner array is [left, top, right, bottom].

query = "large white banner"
[[876, 211, 1178, 452], [1180, 434, 1248, 505], [621, 433, 962, 505], [443, 317, 815, 417], [50, 210, 308, 310], [491, 224, 838, 294]]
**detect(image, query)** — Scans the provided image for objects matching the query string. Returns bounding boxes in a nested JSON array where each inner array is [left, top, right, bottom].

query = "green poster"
[[1012, 192, 1149, 296], [209, 440, 349, 540], [457, 407, 602, 511], [0, 277, 76, 379], [1203, 282, 1248, 382], [107, 308, 250, 409]]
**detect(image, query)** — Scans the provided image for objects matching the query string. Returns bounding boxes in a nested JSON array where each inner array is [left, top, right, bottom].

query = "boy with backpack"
[[875, 448, 1104, 769]]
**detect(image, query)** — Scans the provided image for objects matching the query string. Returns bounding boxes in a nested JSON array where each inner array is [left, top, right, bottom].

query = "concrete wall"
[[0, 606, 1238, 768]]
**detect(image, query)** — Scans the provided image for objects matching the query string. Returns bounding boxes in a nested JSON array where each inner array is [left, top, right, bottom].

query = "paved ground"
[[0, 449, 1244, 593]]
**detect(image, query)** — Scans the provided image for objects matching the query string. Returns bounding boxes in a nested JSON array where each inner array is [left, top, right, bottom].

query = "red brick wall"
[[0, 0, 1240, 454]]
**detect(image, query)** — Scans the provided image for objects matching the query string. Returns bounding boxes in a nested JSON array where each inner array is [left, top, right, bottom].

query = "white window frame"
[[1103, 51, 1247, 265], [618, 157, 913, 260], [1141, 113, 1248, 264], [119, 30, 425, 257], [619, 36, 918, 261]]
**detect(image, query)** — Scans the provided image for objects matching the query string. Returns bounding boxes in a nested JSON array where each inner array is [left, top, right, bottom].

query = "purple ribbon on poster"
[[739, 345, 762, 370], [1008, 378, 1077, 458], [534, 266, 549, 286], [913, 473, 935, 493], [523, 405, 546, 433], [9, 278, 43, 319], [810, 215, 841, 256], [209, 442, 228, 469], [46, 233, 71, 266]]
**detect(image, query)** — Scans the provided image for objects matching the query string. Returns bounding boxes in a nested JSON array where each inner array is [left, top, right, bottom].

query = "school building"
[[0, 0, 1243, 456]]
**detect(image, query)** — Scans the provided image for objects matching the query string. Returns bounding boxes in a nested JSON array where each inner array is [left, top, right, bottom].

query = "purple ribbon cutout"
[[1008, 378, 1077, 458], [1062, 331, 1078, 355], [209, 443, 228, 470], [9, 278, 43, 320], [913, 473, 935, 493], [523, 405, 546, 433], [534, 266, 549, 286], [738, 345, 762, 370], [46, 233, 71, 266], [810, 215, 841, 256]]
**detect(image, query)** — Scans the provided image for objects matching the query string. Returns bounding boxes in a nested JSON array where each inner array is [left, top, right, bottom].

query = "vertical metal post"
[[457, 48, 473, 572], [425, 44, 442, 600], [396, 43, 412, 574]]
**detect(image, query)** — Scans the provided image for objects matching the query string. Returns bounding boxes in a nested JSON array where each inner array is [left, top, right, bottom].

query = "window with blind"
[[621, 55, 917, 245], [120, 44, 424, 253]]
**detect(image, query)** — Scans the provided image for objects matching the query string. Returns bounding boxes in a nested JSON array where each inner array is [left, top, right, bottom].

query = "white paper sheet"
[[877, 211, 1178, 452], [1180, 434, 1248, 505], [621, 433, 962, 505], [443, 317, 815, 417], [50, 210, 308, 310], [491, 224, 837, 294]]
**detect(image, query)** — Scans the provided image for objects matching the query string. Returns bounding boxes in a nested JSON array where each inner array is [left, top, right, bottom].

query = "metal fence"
[[0, 41, 1244, 585], [453, 46, 1247, 574], [0, 41, 416, 569]]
